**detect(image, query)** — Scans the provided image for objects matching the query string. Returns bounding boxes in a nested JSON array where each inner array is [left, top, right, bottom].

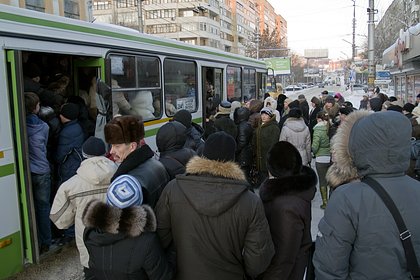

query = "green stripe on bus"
[[0, 231, 23, 279], [0, 12, 265, 66], [0, 163, 14, 178], [144, 117, 203, 138]]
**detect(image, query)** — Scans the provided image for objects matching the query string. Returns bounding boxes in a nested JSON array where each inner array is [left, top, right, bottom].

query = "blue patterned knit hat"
[[107, 175, 143, 209]]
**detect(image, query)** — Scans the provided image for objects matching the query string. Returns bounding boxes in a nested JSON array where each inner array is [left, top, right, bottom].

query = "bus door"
[[201, 67, 223, 124], [73, 58, 108, 141], [3, 50, 35, 275]]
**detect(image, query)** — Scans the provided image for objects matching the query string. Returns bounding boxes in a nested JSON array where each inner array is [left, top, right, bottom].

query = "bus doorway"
[[202, 67, 223, 126]]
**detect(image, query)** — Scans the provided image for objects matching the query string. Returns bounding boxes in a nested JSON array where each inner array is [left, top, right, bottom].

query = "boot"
[[320, 186, 328, 209]]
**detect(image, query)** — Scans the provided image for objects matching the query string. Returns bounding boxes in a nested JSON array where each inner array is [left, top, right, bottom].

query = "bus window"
[[110, 54, 162, 120], [243, 68, 256, 102], [164, 59, 197, 116], [227, 66, 241, 102]]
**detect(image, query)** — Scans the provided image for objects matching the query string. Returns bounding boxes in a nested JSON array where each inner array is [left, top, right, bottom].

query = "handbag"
[[363, 177, 420, 279], [248, 164, 260, 187]]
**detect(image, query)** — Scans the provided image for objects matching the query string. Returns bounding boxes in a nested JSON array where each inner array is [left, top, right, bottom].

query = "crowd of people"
[[24, 75, 420, 279]]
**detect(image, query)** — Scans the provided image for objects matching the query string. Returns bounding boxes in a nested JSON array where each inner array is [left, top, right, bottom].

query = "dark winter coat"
[[259, 166, 317, 280], [308, 106, 322, 136], [184, 123, 204, 152], [314, 111, 420, 279], [299, 100, 310, 125], [83, 200, 173, 280], [214, 113, 238, 139], [156, 122, 196, 180], [56, 119, 84, 184], [26, 114, 50, 175], [253, 116, 280, 176], [111, 145, 170, 208], [234, 107, 253, 168], [155, 156, 274, 280]]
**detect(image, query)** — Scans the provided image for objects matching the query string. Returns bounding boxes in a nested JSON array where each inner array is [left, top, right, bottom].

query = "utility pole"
[[138, 0, 143, 33], [256, 17, 260, 60], [367, 0, 376, 92], [352, 0, 356, 61]]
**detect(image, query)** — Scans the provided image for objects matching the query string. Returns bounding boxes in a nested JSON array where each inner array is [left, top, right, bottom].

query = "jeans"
[[32, 173, 52, 247]]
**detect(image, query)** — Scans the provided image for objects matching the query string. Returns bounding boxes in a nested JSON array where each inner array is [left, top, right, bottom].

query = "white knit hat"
[[107, 175, 142, 209]]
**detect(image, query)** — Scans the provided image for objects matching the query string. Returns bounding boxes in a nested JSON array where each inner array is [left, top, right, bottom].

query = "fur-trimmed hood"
[[259, 166, 317, 202], [82, 200, 156, 239], [186, 156, 246, 181], [175, 156, 249, 216], [326, 110, 411, 188]]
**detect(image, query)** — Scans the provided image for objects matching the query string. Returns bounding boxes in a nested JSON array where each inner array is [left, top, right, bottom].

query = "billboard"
[[264, 57, 291, 75], [304, 49, 329, 58]]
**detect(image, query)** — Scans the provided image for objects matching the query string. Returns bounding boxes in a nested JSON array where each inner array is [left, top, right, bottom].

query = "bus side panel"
[[0, 51, 23, 278]]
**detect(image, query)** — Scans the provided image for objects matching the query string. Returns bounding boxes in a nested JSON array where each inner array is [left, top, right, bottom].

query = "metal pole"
[[352, 0, 356, 61], [367, 0, 375, 92], [138, 0, 143, 33]]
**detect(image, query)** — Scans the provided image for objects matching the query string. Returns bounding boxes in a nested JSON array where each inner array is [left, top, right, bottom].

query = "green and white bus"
[[0, 4, 268, 278]]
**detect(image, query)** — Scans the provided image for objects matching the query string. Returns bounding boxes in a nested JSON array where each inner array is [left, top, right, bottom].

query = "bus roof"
[[0, 4, 265, 68]]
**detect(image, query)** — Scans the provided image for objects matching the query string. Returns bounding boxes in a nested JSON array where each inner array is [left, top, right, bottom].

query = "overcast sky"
[[269, 0, 394, 60]]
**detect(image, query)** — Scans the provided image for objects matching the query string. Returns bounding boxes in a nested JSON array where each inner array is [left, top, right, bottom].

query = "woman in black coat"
[[156, 121, 196, 180], [259, 141, 317, 280], [83, 175, 174, 280], [308, 96, 322, 137], [233, 107, 253, 182]]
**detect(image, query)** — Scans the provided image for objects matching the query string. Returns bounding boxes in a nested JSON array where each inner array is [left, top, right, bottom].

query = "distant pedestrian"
[[83, 175, 174, 280], [155, 132, 274, 280], [259, 141, 317, 279], [252, 107, 280, 185], [314, 111, 420, 279], [279, 108, 312, 166]]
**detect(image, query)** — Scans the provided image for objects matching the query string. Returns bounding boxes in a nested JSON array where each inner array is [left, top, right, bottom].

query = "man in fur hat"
[[156, 131, 274, 280], [104, 115, 169, 208], [313, 111, 420, 279]]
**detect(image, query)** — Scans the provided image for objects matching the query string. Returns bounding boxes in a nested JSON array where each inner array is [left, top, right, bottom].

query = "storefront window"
[[227, 66, 242, 102], [407, 76, 414, 104], [164, 59, 197, 116]]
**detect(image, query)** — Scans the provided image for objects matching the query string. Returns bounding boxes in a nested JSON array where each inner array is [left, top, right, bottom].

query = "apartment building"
[[0, 0, 91, 20], [92, 0, 287, 56]]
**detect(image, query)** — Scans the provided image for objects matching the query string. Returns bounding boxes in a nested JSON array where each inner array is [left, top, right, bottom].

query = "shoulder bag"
[[363, 177, 420, 279]]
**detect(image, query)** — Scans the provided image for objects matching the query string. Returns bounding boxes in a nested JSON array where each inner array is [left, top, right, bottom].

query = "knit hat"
[[260, 107, 274, 117], [173, 109, 192, 128], [202, 131, 236, 162], [288, 107, 302, 118], [267, 141, 302, 178], [369, 97, 383, 112], [403, 103, 415, 113], [339, 106, 354, 116], [105, 115, 144, 144], [325, 96, 335, 105], [82, 136, 106, 158], [387, 105, 403, 113], [217, 100, 232, 115], [60, 103, 79, 121], [107, 175, 143, 209], [288, 100, 300, 109]]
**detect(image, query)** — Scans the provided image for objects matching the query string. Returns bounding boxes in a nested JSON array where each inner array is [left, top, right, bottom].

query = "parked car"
[[317, 82, 325, 88], [284, 85, 303, 92]]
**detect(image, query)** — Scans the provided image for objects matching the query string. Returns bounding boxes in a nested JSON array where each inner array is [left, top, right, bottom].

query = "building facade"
[[0, 0, 92, 20], [92, 0, 286, 56], [380, 0, 420, 103]]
